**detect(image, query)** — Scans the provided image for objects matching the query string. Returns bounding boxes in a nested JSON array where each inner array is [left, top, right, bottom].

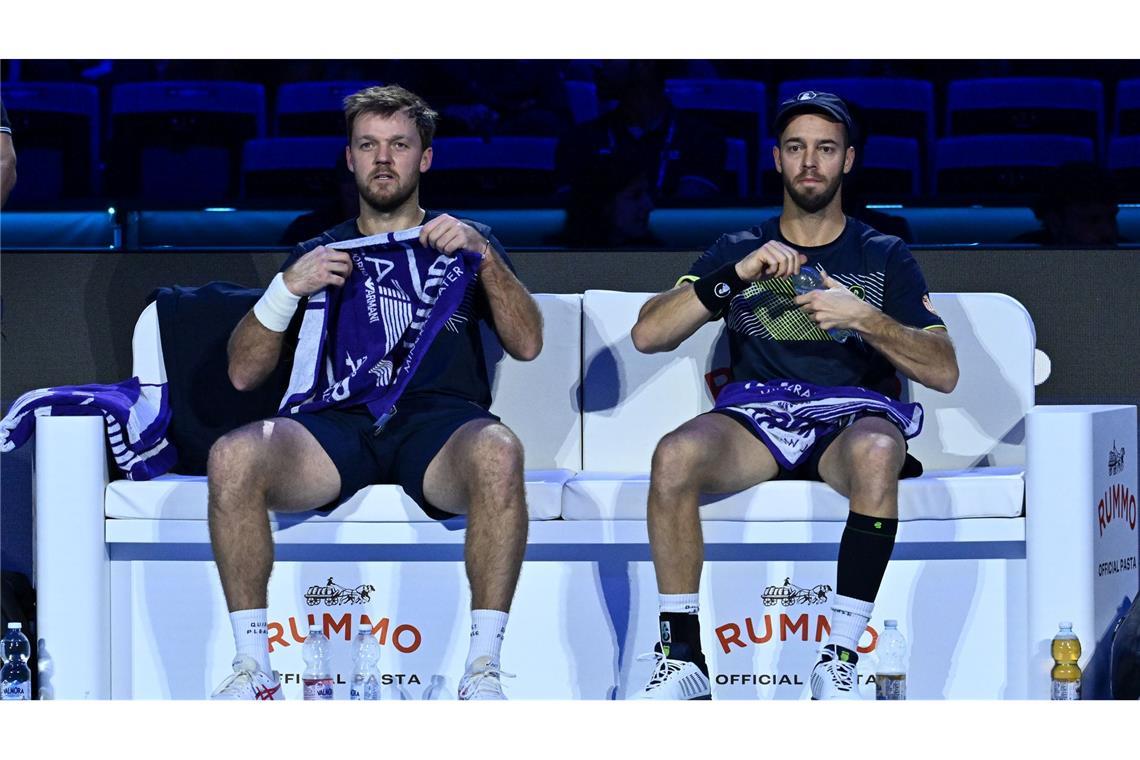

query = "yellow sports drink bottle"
[[1050, 622, 1082, 700]]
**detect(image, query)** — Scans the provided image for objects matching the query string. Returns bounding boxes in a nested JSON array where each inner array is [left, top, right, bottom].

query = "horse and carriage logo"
[[1109, 441, 1126, 477], [305, 577, 376, 606], [761, 578, 832, 607]]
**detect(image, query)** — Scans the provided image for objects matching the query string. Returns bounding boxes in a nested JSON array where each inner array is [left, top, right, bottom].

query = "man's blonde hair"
[[343, 84, 438, 148]]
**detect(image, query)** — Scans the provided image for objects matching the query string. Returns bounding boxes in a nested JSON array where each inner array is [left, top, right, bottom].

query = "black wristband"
[[691, 262, 748, 314]]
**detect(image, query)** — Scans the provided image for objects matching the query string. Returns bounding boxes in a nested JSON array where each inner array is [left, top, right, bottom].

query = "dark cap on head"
[[773, 91, 854, 141]]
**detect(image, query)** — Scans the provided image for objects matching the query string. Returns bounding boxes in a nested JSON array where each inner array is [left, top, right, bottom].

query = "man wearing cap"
[[628, 92, 958, 700]]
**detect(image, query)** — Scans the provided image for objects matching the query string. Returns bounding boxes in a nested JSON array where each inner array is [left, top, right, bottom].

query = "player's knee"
[[650, 431, 703, 491], [471, 424, 526, 480], [847, 432, 904, 489], [207, 429, 264, 488]]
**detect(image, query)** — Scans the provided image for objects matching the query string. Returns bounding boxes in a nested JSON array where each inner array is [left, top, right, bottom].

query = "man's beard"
[[783, 172, 842, 214], [357, 173, 419, 214]]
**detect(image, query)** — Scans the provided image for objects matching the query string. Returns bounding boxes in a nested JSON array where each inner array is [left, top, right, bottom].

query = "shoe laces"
[[636, 650, 686, 690], [462, 661, 515, 698], [821, 655, 856, 692], [212, 668, 255, 698]]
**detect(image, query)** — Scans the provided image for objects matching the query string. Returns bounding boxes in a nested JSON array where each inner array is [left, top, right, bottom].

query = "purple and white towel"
[[280, 226, 481, 425], [713, 379, 924, 470], [0, 378, 177, 480]]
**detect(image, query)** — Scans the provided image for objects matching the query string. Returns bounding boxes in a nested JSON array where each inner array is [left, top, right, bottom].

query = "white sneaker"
[[810, 645, 860, 700], [210, 656, 284, 700], [457, 656, 514, 700], [631, 648, 711, 700]]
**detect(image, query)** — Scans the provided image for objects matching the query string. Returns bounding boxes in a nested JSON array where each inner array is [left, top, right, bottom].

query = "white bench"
[[33, 291, 1136, 699]]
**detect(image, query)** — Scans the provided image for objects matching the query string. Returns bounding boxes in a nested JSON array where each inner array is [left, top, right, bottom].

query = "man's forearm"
[[480, 253, 543, 361], [227, 312, 288, 391], [631, 284, 713, 354], [856, 310, 959, 393]]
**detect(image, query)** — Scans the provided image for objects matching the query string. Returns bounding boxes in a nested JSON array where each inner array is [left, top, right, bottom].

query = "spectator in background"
[[556, 61, 727, 201], [1013, 161, 1122, 246], [1, 101, 16, 207], [553, 153, 663, 248]]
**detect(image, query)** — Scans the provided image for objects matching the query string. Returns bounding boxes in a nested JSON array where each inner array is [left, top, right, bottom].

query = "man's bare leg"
[[207, 417, 342, 613], [811, 415, 907, 698], [422, 418, 528, 697], [647, 412, 780, 594]]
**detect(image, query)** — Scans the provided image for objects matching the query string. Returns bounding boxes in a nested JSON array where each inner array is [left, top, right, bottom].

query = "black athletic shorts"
[[290, 395, 499, 520], [710, 409, 923, 482]]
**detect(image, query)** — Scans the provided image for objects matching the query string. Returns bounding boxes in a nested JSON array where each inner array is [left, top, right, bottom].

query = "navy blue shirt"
[[280, 211, 510, 409], [681, 216, 945, 395]]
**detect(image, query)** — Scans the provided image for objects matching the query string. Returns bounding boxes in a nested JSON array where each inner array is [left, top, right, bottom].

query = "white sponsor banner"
[[115, 556, 1027, 699]]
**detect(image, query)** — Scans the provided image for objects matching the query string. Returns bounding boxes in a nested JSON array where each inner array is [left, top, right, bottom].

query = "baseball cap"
[[773, 91, 854, 141]]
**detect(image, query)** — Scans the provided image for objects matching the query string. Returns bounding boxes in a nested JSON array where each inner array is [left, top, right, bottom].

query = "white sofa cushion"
[[561, 467, 1024, 521], [106, 469, 573, 522]]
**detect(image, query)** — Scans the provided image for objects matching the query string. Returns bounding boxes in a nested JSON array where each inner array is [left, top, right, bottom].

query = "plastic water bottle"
[[1, 623, 32, 701], [349, 625, 381, 701], [790, 265, 855, 342], [875, 619, 908, 700], [422, 674, 452, 700], [301, 624, 334, 700], [1051, 622, 1082, 700]]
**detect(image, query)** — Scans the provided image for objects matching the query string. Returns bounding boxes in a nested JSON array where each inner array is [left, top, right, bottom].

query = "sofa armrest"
[[34, 416, 110, 699]]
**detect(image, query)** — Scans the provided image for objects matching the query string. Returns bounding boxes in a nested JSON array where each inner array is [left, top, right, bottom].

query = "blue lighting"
[[204, 207, 236, 212]]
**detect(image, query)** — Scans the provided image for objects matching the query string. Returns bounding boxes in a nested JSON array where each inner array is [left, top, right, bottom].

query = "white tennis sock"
[[659, 593, 700, 614], [230, 608, 271, 674], [827, 594, 874, 653], [466, 609, 508, 669]]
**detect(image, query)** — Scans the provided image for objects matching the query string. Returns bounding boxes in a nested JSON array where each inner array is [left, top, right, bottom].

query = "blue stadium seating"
[[109, 81, 267, 205], [275, 81, 376, 137], [564, 80, 600, 124], [0, 82, 100, 205], [1115, 79, 1140, 136], [1108, 136, 1140, 199], [241, 137, 347, 200], [933, 135, 1095, 199], [425, 137, 558, 205], [946, 78, 1105, 155], [665, 79, 767, 194]]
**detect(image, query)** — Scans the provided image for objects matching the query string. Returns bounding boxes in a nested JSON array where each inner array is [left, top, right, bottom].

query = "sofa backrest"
[[131, 294, 583, 472], [580, 290, 1036, 472]]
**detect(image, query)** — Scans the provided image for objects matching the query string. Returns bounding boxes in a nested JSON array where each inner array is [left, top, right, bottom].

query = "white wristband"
[[253, 273, 302, 332]]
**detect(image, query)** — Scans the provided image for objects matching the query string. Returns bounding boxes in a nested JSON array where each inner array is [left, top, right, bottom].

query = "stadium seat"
[[564, 80, 600, 124], [946, 78, 1105, 153], [0, 82, 99, 206], [275, 81, 376, 137], [1108, 136, 1140, 201], [933, 135, 1095, 199], [1115, 79, 1140, 136], [422, 136, 558, 206], [109, 81, 266, 205], [665, 79, 767, 194], [241, 136, 347, 201]]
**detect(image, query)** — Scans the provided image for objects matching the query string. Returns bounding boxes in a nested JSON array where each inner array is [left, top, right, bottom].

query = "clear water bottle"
[[422, 674, 452, 700], [1, 623, 32, 701], [875, 619, 908, 700], [349, 625, 381, 701], [301, 624, 334, 700], [1051, 622, 1082, 700], [790, 265, 855, 342]]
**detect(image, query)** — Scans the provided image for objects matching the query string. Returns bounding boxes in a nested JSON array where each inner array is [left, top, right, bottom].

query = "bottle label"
[[1, 681, 31, 700], [1051, 679, 1081, 700], [875, 674, 907, 700], [302, 677, 335, 700]]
